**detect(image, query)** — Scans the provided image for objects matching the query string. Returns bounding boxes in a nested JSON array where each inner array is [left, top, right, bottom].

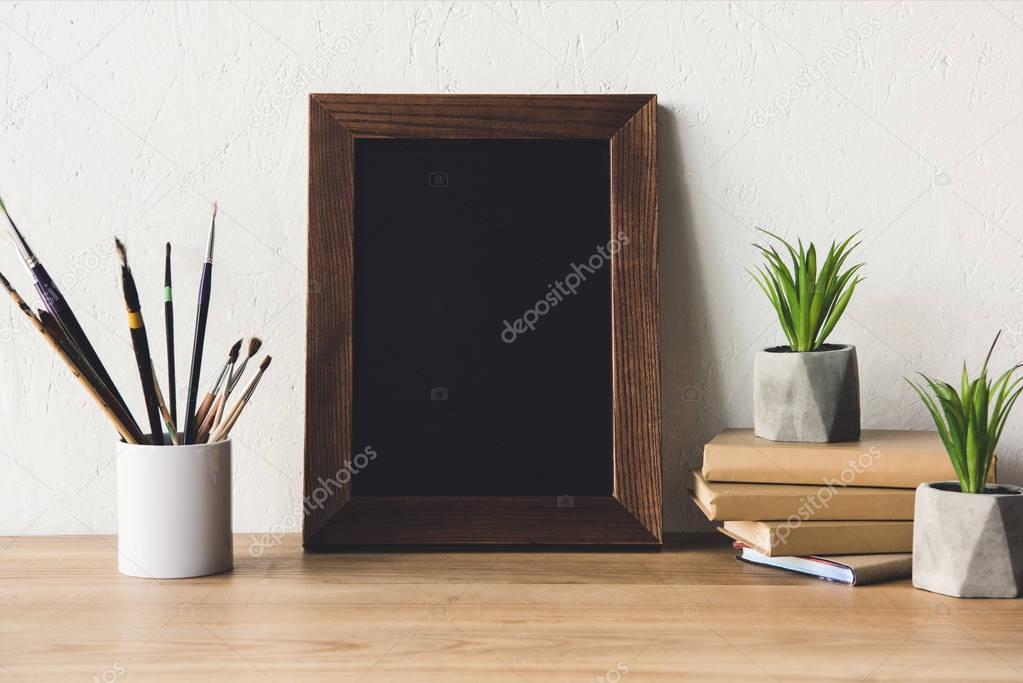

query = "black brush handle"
[[128, 319, 165, 445], [165, 245, 176, 427], [183, 261, 212, 444], [165, 295, 176, 426], [32, 262, 136, 425]]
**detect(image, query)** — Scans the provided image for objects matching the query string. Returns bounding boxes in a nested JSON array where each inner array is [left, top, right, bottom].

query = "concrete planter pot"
[[913, 481, 1023, 598], [753, 343, 860, 443]]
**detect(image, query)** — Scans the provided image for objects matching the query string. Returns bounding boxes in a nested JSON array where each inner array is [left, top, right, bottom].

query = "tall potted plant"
[[749, 230, 864, 442], [907, 333, 1023, 598]]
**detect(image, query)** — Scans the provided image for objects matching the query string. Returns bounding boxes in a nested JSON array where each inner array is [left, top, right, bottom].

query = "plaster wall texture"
[[1, 1, 1021, 535]]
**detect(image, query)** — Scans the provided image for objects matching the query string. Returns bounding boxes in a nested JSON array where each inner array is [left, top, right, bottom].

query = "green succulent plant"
[[906, 332, 1021, 493], [748, 229, 864, 352]]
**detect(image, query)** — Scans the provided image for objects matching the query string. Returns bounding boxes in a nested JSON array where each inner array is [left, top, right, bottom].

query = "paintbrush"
[[226, 337, 262, 395], [210, 335, 257, 429], [150, 362, 179, 445], [183, 203, 217, 444], [38, 310, 148, 444], [195, 341, 240, 443], [211, 379, 229, 430], [194, 338, 241, 427], [116, 238, 165, 445], [39, 310, 147, 444], [195, 394, 223, 444], [0, 271, 143, 443], [164, 242, 176, 426], [211, 355, 272, 442], [216, 337, 260, 430], [205, 340, 242, 440], [0, 194, 135, 423]]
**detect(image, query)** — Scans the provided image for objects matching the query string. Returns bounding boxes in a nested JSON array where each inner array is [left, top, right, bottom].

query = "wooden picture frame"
[[305, 94, 660, 547]]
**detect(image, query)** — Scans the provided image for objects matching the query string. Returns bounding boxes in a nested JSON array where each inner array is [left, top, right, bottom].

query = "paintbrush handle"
[[196, 395, 223, 444], [150, 362, 179, 445], [211, 368, 266, 442], [194, 391, 215, 427], [183, 261, 212, 444], [128, 320, 166, 445], [212, 385, 229, 428], [210, 398, 245, 442], [226, 357, 248, 394], [31, 262, 133, 421], [165, 293, 176, 426], [34, 313, 143, 443]]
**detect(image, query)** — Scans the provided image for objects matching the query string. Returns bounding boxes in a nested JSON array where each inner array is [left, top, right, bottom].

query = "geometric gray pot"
[[913, 482, 1023, 598], [753, 343, 860, 443]]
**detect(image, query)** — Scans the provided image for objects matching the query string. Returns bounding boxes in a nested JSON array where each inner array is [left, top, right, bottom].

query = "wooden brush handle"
[[212, 387, 229, 429], [210, 397, 245, 442], [37, 314, 142, 444], [195, 395, 222, 444], [194, 392, 215, 427], [211, 368, 266, 442]]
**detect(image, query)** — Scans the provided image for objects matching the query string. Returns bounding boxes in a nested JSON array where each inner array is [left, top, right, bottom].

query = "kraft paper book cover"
[[702, 429, 995, 488], [690, 471, 916, 521], [720, 520, 914, 557]]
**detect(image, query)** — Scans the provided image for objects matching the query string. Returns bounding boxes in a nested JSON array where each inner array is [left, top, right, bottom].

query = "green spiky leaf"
[[749, 229, 863, 352], [906, 334, 1019, 493]]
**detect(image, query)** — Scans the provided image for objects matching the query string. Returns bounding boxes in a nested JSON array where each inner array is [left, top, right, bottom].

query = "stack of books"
[[692, 429, 980, 585]]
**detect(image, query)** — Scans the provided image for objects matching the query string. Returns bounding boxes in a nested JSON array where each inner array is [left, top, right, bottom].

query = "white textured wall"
[[2, 1, 1022, 536]]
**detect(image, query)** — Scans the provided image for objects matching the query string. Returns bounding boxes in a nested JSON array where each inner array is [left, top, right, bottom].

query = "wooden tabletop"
[[1, 533, 1021, 682]]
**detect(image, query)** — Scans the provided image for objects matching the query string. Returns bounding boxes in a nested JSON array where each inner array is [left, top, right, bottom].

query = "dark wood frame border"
[[305, 94, 660, 547]]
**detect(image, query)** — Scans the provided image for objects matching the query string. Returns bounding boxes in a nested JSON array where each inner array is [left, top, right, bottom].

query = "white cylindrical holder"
[[117, 438, 233, 579]]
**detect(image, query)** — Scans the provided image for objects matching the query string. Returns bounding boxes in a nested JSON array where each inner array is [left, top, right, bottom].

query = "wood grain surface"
[[305, 97, 354, 543], [3, 534, 1022, 682], [311, 93, 655, 138], [610, 95, 661, 539], [306, 94, 661, 547]]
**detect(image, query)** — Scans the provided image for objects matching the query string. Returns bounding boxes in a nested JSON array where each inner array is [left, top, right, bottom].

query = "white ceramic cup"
[[116, 437, 233, 579]]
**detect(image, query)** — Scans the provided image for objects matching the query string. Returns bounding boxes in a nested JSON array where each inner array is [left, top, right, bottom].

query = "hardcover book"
[[735, 544, 911, 586], [690, 470, 916, 521], [702, 429, 993, 488], [719, 520, 914, 557]]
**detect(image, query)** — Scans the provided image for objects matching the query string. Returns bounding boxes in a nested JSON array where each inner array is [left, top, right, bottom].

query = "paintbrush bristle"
[[166, 242, 171, 257], [0, 271, 10, 291], [248, 337, 262, 358], [205, 205, 217, 261], [0, 195, 37, 266], [259, 356, 272, 371], [114, 238, 128, 268], [228, 338, 243, 361], [0, 194, 7, 214]]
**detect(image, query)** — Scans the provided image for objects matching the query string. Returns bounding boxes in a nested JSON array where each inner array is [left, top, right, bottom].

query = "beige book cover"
[[690, 470, 915, 521], [702, 429, 995, 488], [719, 520, 913, 557]]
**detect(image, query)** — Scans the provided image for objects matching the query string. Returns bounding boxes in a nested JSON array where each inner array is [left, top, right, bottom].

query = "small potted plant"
[[748, 230, 864, 442], [907, 333, 1023, 598]]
